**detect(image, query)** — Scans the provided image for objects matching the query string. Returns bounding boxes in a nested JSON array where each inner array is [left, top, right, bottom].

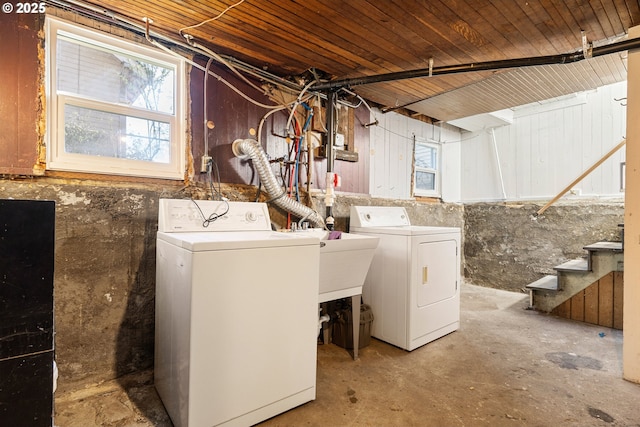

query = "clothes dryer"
[[350, 206, 460, 351], [155, 199, 319, 427]]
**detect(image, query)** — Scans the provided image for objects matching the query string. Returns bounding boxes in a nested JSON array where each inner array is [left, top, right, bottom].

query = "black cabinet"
[[0, 199, 55, 427]]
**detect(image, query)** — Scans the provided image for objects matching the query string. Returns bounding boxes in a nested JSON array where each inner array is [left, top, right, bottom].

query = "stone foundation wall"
[[2, 179, 168, 392], [1, 179, 257, 392], [1, 178, 463, 391], [5, 176, 619, 391], [463, 201, 624, 292]]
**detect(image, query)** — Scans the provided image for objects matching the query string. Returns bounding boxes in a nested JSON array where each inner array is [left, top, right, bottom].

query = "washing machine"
[[349, 206, 460, 351], [155, 198, 319, 427]]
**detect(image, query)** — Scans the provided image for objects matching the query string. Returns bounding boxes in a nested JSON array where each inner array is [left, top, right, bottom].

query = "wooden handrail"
[[535, 138, 626, 217]]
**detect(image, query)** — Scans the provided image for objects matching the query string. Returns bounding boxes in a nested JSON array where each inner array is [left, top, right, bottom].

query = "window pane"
[[64, 104, 170, 163], [416, 170, 435, 191], [57, 38, 175, 114], [415, 144, 436, 169]]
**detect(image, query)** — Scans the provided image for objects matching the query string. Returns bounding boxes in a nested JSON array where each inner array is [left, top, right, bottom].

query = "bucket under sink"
[[299, 229, 379, 302]]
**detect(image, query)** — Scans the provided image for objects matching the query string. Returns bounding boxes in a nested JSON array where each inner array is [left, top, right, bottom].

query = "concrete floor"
[[54, 283, 640, 426]]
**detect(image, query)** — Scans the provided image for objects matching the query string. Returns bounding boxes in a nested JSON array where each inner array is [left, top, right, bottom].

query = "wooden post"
[[623, 25, 640, 383]]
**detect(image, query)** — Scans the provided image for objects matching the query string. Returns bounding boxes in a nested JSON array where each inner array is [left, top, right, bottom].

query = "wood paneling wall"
[[0, 14, 44, 175], [191, 59, 371, 194], [460, 82, 627, 202], [369, 109, 461, 201]]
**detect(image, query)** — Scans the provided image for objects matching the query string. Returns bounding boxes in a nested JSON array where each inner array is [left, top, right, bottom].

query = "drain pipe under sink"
[[318, 308, 330, 335]]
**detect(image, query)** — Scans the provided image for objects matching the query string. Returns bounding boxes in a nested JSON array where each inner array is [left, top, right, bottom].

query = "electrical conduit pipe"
[[232, 138, 325, 228]]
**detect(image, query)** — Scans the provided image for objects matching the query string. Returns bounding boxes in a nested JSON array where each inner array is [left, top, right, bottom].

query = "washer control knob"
[[245, 211, 257, 222]]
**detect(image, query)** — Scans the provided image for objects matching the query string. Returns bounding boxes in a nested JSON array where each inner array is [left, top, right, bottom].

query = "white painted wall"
[[364, 82, 625, 204], [368, 109, 461, 202], [459, 82, 628, 202], [369, 110, 413, 199]]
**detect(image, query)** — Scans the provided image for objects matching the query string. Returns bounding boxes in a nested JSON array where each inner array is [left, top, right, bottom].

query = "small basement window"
[[413, 136, 440, 197], [45, 17, 185, 179]]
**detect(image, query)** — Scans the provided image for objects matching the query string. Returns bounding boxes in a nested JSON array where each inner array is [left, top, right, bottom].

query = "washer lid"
[[157, 230, 320, 251], [350, 225, 460, 236]]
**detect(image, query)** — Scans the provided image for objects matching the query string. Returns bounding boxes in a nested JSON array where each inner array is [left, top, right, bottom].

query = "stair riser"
[[552, 271, 624, 330], [533, 252, 623, 312]]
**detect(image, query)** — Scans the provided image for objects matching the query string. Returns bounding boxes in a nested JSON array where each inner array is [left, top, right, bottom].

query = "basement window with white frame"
[[45, 17, 185, 179], [413, 136, 440, 198]]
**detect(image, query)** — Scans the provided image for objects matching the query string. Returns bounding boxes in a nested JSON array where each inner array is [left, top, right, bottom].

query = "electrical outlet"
[[200, 156, 212, 173]]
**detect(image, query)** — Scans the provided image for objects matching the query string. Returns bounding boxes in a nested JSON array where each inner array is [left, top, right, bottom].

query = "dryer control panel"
[[158, 199, 272, 232], [350, 206, 411, 228]]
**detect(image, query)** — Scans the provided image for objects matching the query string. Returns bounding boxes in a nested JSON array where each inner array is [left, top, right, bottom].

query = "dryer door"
[[408, 237, 460, 350], [416, 239, 457, 307]]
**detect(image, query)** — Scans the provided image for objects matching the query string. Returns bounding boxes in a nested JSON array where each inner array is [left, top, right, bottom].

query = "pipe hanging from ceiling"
[[324, 90, 337, 230], [47, 0, 304, 94], [312, 37, 640, 91]]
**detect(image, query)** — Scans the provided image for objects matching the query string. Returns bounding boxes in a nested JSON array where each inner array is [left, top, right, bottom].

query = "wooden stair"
[[552, 271, 624, 329], [526, 241, 624, 323]]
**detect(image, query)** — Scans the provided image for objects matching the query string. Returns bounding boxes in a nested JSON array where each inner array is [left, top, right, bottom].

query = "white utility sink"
[[296, 228, 378, 360], [299, 229, 379, 302]]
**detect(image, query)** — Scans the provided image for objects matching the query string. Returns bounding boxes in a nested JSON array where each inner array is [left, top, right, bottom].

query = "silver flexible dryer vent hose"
[[232, 138, 325, 228]]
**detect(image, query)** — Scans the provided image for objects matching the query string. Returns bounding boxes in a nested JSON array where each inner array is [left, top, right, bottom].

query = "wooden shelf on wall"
[[315, 146, 359, 162]]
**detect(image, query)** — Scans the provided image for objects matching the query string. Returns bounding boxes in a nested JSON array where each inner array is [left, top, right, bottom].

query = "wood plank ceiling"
[[74, 0, 640, 122]]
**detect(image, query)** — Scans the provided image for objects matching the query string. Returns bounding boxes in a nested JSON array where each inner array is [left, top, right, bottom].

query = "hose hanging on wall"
[[232, 138, 325, 228]]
